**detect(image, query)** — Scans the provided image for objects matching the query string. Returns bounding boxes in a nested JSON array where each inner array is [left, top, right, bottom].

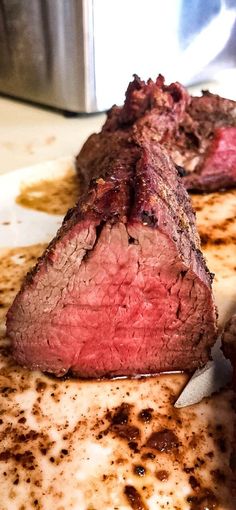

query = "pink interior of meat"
[[9, 221, 215, 377], [203, 127, 236, 175]]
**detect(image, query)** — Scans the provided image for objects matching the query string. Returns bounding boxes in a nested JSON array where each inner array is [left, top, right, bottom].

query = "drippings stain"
[[156, 470, 169, 481], [138, 408, 153, 423], [133, 465, 146, 477], [146, 429, 179, 452], [187, 488, 219, 509], [0, 172, 235, 509], [111, 424, 140, 441], [108, 402, 131, 425], [192, 190, 236, 249], [124, 485, 148, 510], [16, 169, 79, 215]]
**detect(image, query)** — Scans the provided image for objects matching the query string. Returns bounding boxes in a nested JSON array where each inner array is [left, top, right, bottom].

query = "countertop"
[[0, 96, 105, 175], [1, 69, 236, 176]]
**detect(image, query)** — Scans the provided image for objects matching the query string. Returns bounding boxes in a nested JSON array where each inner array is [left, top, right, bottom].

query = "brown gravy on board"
[[16, 169, 79, 215], [0, 176, 235, 509]]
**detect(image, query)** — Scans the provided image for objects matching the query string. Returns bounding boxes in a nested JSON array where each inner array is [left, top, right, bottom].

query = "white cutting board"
[[0, 158, 235, 510]]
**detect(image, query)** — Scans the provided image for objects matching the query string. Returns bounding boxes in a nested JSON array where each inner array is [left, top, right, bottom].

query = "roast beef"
[[181, 93, 236, 192], [80, 75, 236, 193], [77, 75, 189, 193], [7, 130, 217, 378]]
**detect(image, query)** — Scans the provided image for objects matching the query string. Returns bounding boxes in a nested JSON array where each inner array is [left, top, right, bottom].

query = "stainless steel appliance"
[[0, 0, 236, 113]]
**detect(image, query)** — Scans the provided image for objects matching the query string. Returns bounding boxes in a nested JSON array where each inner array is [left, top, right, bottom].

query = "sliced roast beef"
[[181, 127, 236, 192], [181, 93, 236, 192], [80, 75, 236, 193], [7, 131, 217, 378]]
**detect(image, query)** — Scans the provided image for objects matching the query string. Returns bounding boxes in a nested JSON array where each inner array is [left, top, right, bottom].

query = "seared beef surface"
[[7, 128, 217, 377], [78, 75, 236, 193], [77, 75, 189, 192]]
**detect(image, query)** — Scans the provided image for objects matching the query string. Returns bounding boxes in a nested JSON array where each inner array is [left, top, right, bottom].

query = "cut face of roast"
[[7, 138, 217, 377], [182, 126, 236, 192]]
